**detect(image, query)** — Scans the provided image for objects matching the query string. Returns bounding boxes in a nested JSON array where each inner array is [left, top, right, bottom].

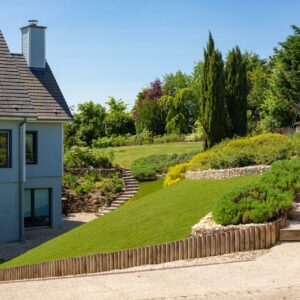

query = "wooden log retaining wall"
[[0, 217, 286, 282]]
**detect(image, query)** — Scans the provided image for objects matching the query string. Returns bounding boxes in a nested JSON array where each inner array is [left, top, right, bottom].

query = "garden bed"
[[63, 169, 123, 213]]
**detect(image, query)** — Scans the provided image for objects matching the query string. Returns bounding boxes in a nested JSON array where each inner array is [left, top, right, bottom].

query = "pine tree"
[[225, 47, 248, 137], [200, 32, 227, 149]]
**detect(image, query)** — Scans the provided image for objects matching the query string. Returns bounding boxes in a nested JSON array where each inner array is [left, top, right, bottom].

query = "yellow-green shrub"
[[164, 163, 189, 187], [189, 133, 288, 171], [164, 133, 294, 186]]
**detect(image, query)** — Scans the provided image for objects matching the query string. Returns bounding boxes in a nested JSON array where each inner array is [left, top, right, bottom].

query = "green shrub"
[[213, 159, 300, 225], [64, 146, 114, 168], [131, 152, 196, 181], [153, 133, 185, 144], [64, 170, 123, 196], [75, 181, 95, 196]]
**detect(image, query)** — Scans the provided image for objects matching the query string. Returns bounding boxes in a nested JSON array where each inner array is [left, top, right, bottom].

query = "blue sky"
[[0, 0, 299, 109]]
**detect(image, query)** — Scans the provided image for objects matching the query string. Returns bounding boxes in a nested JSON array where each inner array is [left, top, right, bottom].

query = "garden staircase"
[[280, 192, 300, 241], [96, 168, 138, 217]]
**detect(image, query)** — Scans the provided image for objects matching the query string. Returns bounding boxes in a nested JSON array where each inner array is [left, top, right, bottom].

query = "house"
[[295, 121, 300, 133], [0, 20, 72, 243]]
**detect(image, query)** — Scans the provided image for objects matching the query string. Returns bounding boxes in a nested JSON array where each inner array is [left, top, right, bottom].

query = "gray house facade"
[[0, 21, 72, 243]]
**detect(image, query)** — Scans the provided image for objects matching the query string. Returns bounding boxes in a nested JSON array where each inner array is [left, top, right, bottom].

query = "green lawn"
[[112, 142, 202, 168], [2, 175, 259, 268]]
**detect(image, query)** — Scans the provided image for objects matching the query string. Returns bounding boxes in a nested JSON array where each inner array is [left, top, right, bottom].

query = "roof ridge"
[[0, 30, 72, 121]]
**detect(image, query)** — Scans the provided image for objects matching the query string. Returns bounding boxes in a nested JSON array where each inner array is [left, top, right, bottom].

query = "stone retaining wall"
[[186, 165, 271, 180]]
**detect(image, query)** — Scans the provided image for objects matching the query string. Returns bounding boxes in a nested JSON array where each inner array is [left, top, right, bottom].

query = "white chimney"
[[20, 20, 47, 69]]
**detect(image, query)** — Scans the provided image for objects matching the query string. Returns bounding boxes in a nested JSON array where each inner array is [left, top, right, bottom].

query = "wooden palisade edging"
[[0, 216, 286, 282]]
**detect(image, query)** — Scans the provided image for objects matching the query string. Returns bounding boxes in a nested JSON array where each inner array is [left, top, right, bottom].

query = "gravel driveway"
[[1, 241, 299, 299]]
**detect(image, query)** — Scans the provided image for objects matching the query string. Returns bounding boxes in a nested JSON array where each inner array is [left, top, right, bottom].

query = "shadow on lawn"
[[0, 214, 89, 263]]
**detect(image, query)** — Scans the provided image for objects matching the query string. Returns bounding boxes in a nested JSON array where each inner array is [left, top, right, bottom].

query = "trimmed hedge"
[[92, 132, 202, 149], [212, 159, 300, 225], [131, 152, 196, 181]]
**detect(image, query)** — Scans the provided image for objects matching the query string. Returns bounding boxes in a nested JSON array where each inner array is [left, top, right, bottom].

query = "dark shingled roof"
[[0, 30, 72, 121]]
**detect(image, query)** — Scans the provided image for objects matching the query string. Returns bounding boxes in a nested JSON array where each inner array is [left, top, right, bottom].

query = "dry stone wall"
[[186, 165, 271, 180]]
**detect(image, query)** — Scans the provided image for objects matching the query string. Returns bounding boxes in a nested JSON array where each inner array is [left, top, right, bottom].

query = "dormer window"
[[26, 131, 38, 164], [0, 130, 11, 168]]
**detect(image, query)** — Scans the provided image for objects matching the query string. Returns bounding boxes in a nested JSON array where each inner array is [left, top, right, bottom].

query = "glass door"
[[23, 189, 51, 227]]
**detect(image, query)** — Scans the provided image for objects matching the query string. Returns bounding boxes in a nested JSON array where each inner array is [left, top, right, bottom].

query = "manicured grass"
[[2, 175, 259, 268], [112, 142, 202, 168], [131, 179, 164, 201]]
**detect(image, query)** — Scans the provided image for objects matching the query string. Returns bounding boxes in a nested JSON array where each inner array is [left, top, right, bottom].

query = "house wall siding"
[[28, 28, 46, 69], [26, 123, 63, 178], [21, 27, 46, 69], [0, 121, 63, 243], [0, 183, 19, 243]]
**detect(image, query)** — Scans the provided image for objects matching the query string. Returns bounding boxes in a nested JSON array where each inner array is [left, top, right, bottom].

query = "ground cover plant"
[[131, 151, 198, 181], [164, 133, 300, 186], [213, 159, 300, 225], [1, 175, 259, 268], [63, 171, 123, 196]]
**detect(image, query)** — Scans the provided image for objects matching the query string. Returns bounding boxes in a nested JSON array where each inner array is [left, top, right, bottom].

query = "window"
[[26, 131, 37, 164], [23, 189, 51, 227], [0, 130, 11, 168]]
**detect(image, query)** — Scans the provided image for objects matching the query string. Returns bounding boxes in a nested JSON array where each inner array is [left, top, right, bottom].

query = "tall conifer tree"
[[200, 32, 227, 149], [225, 47, 248, 137]]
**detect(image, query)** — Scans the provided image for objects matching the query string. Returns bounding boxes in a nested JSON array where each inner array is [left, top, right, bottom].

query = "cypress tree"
[[200, 32, 227, 149], [225, 47, 248, 137]]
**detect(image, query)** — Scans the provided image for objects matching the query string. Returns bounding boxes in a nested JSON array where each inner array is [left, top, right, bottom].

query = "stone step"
[[125, 187, 138, 191], [293, 203, 300, 209], [113, 200, 126, 205], [100, 207, 117, 213], [288, 209, 300, 221], [123, 177, 135, 180], [125, 183, 138, 186], [118, 195, 132, 199], [280, 220, 300, 241], [111, 203, 122, 208], [121, 192, 137, 197], [124, 180, 138, 183], [280, 229, 300, 241], [124, 182, 137, 185]]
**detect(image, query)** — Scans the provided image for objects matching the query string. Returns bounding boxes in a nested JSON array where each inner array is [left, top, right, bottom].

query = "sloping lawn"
[[2, 175, 259, 268], [112, 142, 202, 168]]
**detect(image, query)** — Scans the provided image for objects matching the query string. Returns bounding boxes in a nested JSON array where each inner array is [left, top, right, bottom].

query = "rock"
[[191, 212, 270, 236], [186, 165, 271, 180]]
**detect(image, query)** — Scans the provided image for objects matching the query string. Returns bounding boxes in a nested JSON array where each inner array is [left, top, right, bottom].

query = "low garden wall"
[[0, 216, 286, 282], [186, 165, 271, 180], [65, 167, 121, 176]]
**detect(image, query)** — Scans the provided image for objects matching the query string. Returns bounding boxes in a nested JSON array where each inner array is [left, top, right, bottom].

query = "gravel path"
[[1, 242, 300, 299], [0, 213, 97, 261]]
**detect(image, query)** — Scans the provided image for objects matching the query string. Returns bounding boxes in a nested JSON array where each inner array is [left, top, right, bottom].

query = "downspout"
[[19, 119, 26, 241]]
